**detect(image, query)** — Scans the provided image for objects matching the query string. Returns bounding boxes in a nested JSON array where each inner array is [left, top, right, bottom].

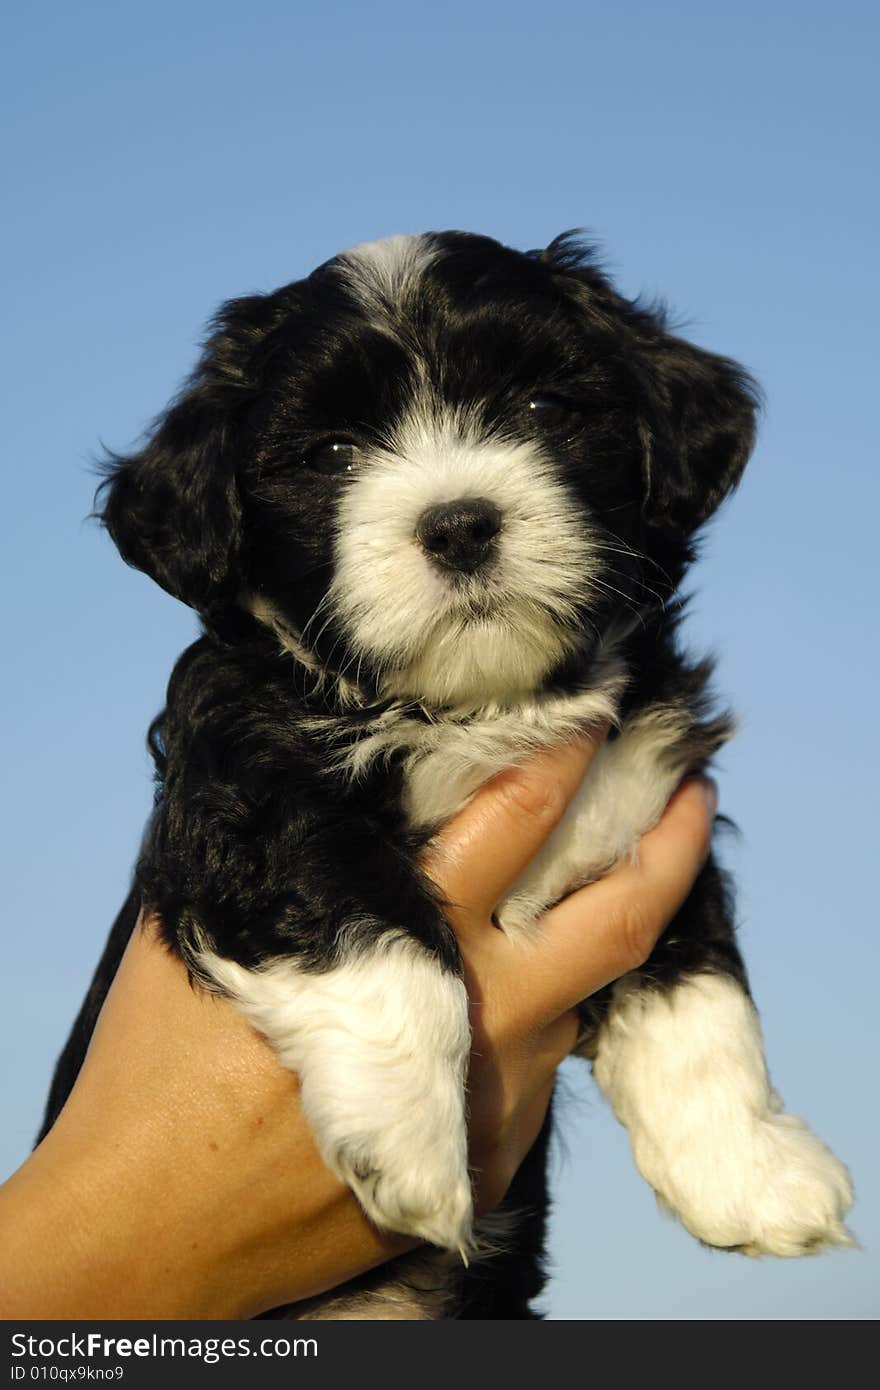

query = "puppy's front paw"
[[318, 961, 474, 1250], [196, 935, 474, 1251], [335, 1126, 473, 1252], [594, 975, 855, 1259], [648, 1105, 855, 1256], [493, 892, 544, 942]]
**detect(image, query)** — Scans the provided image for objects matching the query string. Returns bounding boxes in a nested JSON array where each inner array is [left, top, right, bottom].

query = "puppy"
[[40, 231, 853, 1319]]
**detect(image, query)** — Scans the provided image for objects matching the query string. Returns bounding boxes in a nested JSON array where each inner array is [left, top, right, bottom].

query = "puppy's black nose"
[[416, 498, 503, 573]]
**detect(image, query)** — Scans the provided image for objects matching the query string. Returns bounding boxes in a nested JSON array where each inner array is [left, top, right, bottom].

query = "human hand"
[[0, 734, 716, 1318], [424, 741, 717, 1214]]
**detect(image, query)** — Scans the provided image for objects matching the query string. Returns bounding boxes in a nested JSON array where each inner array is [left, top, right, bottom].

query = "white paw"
[[594, 975, 856, 1259], [335, 1129, 473, 1251], [647, 1106, 855, 1256], [493, 892, 544, 942], [195, 934, 474, 1251]]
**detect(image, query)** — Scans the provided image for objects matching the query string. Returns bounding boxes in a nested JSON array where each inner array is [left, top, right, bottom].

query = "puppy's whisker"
[[591, 557, 668, 609], [300, 590, 336, 648], [597, 531, 676, 589], [589, 574, 646, 616]]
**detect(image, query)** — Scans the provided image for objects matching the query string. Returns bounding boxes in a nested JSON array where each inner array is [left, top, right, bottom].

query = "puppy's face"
[[101, 232, 757, 708]]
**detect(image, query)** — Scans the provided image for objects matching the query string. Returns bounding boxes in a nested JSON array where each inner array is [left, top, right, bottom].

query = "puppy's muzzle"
[[416, 497, 502, 574]]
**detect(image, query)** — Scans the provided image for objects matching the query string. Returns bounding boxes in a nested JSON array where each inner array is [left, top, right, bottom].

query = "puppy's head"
[[99, 231, 758, 708]]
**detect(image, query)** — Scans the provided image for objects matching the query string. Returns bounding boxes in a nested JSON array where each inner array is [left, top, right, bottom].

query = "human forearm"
[[0, 926, 409, 1320]]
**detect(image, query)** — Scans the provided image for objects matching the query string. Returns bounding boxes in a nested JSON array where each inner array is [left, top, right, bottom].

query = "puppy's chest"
[[399, 700, 697, 902]]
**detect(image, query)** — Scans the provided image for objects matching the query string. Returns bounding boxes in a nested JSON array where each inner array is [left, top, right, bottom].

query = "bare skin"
[[0, 736, 716, 1319]]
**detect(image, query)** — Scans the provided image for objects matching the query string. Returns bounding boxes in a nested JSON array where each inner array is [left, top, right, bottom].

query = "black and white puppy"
[[40, 231, 853, 1319]]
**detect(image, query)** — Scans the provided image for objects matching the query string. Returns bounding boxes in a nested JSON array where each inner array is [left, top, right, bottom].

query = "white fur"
[[494, 706, 694, 937], [330, 402, 596, 706], [592, 974, 854, 1255], [321, 697, 686, 939], [338, 234, 438, 315], [309, 670, 620, 794], [195, 933, 473, 1252]]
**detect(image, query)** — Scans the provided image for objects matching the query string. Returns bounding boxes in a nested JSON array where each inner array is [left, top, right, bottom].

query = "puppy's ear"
[[97, 292, 285, 612], [542, 233, 759, 535], [636, 333, 759, 534]]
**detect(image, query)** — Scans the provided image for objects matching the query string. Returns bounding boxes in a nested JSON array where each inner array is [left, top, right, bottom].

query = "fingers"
[[515, 776, 718, 1023], [422, 729, 609, 920], [468, 1011, 578, 1214]]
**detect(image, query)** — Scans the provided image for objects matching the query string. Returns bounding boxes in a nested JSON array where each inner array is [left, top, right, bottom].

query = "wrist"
[[1, 1090, 413, 1320], [0, 1112, 229, 1319]]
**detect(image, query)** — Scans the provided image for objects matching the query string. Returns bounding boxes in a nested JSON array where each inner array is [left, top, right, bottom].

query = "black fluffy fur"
[[39, 231, 760, 1318]]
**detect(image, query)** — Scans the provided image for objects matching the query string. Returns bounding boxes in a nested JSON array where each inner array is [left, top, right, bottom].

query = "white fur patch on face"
[[194, 933, 473, 1252], [337, 234, 438, 315], [591, 973, 854, 1256], [330, 403, 596, 707]]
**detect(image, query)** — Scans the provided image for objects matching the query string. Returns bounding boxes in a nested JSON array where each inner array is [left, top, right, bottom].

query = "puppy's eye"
[[528, 392, 578, 418], [305, 440, 362, 475]]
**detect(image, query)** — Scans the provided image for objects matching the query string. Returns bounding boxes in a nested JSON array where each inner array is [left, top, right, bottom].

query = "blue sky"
[[2, 0, 878, 1319]]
